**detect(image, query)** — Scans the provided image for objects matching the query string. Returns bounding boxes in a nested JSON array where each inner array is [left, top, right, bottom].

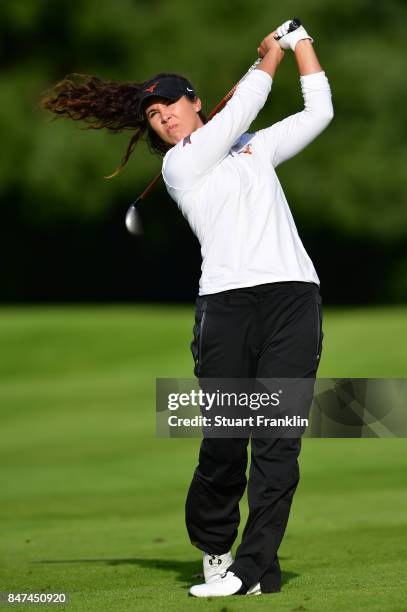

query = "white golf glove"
[[275, 20, 314, 51]]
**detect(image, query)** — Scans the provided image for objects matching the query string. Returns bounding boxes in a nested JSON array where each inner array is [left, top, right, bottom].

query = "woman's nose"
[[161, 111, 172, 123]]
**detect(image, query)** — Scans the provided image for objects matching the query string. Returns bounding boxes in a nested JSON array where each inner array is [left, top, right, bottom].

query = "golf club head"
[[125, 200, 143, 235]]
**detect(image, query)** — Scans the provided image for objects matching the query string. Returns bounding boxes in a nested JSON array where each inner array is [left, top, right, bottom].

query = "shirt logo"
[[144, 81, 159, 93], [183, 135, 192, 146], [239, 144, 253, 155]]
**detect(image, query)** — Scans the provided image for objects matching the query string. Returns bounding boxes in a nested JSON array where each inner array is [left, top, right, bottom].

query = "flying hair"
[[40, 72, 206, 178]]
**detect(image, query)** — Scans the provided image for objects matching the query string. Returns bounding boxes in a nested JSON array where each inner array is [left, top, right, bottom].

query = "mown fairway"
[[1, 306, 406, 611]]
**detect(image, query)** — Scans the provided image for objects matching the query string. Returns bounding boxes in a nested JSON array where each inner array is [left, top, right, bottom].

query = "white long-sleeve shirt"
[[162, 68, 333, 296]]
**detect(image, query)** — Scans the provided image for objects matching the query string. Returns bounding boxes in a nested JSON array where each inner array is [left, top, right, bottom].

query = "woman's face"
[[145, 95, 203, 146]]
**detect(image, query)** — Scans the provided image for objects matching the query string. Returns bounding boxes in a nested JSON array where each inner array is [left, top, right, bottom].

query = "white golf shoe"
[[190, 571, 245, 597], [189, 570, 262, 597], [203, 551, 233, 583], [246, 581, 262, 595]]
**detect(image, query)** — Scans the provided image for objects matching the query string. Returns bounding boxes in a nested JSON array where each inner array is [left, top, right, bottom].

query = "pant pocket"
[[190, 299, 207, 377], [315, 294, 324, 364]]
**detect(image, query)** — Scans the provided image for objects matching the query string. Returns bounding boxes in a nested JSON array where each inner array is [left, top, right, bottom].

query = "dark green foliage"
[[1, 0, 406, 301]]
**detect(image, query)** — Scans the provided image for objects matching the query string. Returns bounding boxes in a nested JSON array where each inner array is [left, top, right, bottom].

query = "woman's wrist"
[[256, 48, 284, 78]]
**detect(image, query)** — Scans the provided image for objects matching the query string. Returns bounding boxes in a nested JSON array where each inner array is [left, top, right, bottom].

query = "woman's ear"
[[194, 97, 202, 113]]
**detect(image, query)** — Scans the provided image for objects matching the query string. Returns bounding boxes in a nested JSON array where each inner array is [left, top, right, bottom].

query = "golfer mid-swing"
[[42, 19, 333, 598]]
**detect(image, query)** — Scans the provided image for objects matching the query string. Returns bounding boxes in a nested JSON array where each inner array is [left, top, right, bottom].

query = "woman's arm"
[[163, 38, 284, 191], [162, 69, 273, 189], [255, 38, 333, 168], [295, 38, 322, 75]]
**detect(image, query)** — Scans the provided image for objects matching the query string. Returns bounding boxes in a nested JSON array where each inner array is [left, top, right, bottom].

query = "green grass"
[[0, 305, 406, 611]]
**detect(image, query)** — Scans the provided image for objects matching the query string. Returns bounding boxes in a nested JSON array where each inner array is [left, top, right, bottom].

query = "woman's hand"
[[257, 31, 285, 62], [275, 20, 314, 51], [256, 32, 285, 77], [257, 32, 284, 77]]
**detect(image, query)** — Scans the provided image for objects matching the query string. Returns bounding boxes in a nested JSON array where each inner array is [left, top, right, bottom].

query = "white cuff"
[[250, 68, 273, 89], [300, 71, 330, 92]]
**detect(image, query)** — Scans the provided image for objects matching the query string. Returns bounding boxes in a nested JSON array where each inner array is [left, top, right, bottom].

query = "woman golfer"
[[42, 19, 333, 598]]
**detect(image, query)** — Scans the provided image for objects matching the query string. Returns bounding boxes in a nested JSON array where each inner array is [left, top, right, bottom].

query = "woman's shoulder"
[[161, 141, 185, 188]]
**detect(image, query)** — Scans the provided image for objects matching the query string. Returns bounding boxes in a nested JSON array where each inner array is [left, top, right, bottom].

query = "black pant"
[[186, 281, 323, 592]]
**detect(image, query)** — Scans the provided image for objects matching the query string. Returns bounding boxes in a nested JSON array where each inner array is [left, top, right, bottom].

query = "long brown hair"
[[40, 72, 206, 178]]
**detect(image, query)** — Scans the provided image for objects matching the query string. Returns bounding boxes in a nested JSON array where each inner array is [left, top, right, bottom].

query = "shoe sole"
[[189, 587, 262, 598]]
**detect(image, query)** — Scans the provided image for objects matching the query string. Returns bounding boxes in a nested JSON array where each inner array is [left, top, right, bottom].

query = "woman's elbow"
[[311, 105, 334, 132], [305, 101, 334, 129], [321, 103, 334, 125]]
